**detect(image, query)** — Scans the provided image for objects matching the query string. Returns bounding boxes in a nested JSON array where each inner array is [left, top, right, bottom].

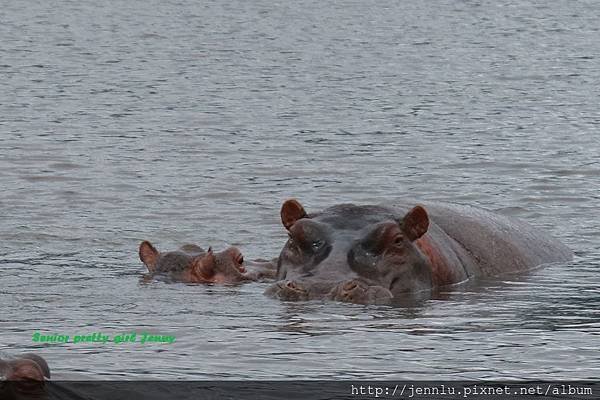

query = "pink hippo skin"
[[139, 241, 276, 284]]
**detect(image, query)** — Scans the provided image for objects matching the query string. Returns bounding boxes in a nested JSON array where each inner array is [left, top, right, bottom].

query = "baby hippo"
[[139, 241, 276, 283], [0, 353, 50, 381]]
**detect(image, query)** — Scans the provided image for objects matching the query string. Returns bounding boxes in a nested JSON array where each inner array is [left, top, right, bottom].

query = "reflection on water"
[[1, 0, 599, 380]]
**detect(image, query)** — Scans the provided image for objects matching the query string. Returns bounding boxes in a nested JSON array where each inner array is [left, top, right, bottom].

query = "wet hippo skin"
[[1, 354, 49, 400], [139, 241, 276, 283], [0, 354, 50, 381], [266, 199, 573, 304]]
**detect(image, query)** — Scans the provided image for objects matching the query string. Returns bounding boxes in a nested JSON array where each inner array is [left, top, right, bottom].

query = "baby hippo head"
[[139, 241, 247, 284]]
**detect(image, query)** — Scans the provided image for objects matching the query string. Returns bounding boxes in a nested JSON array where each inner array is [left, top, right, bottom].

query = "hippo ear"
[[281, 199, 307, 230], [139, 241, 159, 272], [191, 247, 216, 279], [402, 205, 429, 241]]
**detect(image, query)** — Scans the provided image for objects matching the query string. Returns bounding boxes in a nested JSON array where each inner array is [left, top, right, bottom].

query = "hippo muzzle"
[[265, 278, 393, 304]]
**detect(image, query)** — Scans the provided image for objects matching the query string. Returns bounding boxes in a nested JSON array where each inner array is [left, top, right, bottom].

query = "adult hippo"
[[139, 241, 276, 283], [265, 199, 572, 304]]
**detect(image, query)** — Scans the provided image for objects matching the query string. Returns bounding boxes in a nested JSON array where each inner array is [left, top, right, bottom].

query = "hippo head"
[[265, 199, 433, 304], [0, 356, 48, 381], [9, 359, 45, 380], [139, 241, 247, 284], [0, 354, 49, 399]]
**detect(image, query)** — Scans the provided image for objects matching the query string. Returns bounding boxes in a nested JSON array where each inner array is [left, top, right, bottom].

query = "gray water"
[[1, 0, 599, 380]]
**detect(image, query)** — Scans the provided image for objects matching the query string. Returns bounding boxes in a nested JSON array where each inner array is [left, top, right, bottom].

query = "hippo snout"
[[330, 279, 393, 305], [264, 280, 310, 301], [265, 278, 393, 304]]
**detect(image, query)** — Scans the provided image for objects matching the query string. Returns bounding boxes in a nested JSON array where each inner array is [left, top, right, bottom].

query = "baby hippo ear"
[[281, 199, 307, 230], [139, 241, 159, 272], [191, 247, 216, 281], [402, 205, 429, 241]]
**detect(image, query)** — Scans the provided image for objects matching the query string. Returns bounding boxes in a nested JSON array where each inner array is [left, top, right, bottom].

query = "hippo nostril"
[[266, 280, 310, 301], [283, 281, 308, 293], [285, 281, 297, 290]]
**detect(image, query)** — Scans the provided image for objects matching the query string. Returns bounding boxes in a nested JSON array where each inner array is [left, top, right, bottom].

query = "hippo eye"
[[311, 240, 324, 250], [360, 249, 378, 267], [393, 235, 403, 245], [236, 255, 244, 265]]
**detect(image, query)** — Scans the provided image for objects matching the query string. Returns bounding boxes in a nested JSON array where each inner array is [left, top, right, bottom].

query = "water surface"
[[1, 0, 599, 380]]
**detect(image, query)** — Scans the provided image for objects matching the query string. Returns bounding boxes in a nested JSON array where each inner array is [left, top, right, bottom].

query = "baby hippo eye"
[[236, 254, 244, 265], [393, 235, 403, 245]]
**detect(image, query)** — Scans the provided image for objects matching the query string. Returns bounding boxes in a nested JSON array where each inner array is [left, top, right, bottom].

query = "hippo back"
[[411, 202, 573, 277]]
